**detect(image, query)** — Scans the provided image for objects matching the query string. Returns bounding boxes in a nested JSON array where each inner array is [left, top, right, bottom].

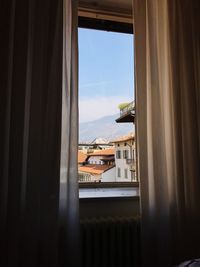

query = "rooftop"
[[78, 151, 88, 163], [111, 133, 135, 143], [79, 164, 114, 175], [87, 148, 115, 156], [91, 137, 109, 144], [100, 156, 115, 161]]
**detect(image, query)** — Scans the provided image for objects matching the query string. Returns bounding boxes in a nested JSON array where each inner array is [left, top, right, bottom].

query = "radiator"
[[80, 217, 140, 267]]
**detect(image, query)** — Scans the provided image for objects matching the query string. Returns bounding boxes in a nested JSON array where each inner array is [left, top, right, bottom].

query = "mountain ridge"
[[79, 114, 134, 142]]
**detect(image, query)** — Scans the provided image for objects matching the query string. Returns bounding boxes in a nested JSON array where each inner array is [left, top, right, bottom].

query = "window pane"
[[78, 27, 137, 196]]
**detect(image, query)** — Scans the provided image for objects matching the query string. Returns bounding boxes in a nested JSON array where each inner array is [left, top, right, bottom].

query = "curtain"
[[0, 1, 80, 267], [59, 0, 80, 267], [133, 0, 200, 266]]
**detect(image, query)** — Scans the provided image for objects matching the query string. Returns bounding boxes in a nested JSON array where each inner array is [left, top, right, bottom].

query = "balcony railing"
[[78, 173, 101, 183], [79, 173, 92, 182], [120, 101, 135, 117]]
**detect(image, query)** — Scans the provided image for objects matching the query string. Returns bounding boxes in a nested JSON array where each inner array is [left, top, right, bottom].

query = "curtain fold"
[[0, 0, 80, 266], [59, 0, 80, 267], [133, 0, 200, 266]]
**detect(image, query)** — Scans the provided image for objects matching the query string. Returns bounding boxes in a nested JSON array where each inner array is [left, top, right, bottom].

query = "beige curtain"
[[133, 0, 200, 266], [59, 0, 80, 266]]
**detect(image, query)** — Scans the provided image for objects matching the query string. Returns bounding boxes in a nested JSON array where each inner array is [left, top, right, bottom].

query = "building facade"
[[78, 148, 116, 182], [112, 134, 136, 182]]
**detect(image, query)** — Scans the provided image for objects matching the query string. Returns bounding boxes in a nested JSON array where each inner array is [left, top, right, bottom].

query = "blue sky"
[[78, 28, 134, 123]]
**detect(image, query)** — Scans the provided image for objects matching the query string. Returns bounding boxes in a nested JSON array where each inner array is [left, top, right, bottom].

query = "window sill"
[[79, 186, 139, 199]]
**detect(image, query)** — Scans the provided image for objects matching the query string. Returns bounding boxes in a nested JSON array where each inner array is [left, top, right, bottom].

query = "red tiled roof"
[[78, 151, 88, 163], [111, 133, 135, 143], [87, 148, 115, 156], [79, 164, 114, 175]]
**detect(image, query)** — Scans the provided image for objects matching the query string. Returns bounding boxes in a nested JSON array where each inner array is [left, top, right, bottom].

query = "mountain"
[[79, 114, 134, 142]]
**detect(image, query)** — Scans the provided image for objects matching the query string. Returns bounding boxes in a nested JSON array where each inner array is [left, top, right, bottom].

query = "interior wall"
[[79, 197, 140, 219]]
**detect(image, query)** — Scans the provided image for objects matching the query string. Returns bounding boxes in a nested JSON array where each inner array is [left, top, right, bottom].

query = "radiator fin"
[[80, 217, 140, 267]]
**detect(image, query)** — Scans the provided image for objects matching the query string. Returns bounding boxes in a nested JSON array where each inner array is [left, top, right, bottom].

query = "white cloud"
[[80, 81, 112, 89], [79, 96, 132, 123]]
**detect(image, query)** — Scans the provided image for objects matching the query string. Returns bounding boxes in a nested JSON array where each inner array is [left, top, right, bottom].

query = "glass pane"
[[78, 27, 137, 197]]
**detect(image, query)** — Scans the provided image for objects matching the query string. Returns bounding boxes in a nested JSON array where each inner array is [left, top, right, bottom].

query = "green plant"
[[118, 102, 129, 110]]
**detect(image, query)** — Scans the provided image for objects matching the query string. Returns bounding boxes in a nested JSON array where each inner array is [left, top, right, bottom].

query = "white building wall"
[[90, 174, 101, 182], [87, 156, 104, 165], [101, 167, 116, 182], [115, 139, 136, 182]]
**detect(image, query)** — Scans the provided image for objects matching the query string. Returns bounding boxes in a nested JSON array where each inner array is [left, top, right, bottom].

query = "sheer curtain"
[[133, 0, 200, 266], [59, 0, 80, 267], [0, 1, 80, 267]]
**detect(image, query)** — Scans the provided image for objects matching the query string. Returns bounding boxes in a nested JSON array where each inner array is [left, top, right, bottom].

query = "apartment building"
[[78, 148, 116, 182], [112, 134, 136, 182]]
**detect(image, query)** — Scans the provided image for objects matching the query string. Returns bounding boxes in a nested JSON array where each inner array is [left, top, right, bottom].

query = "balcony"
[[126, 159, 136, 172], [116, 101, 135, 123]]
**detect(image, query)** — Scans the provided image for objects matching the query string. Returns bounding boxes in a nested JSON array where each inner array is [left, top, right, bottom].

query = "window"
[[124, 168, 128, 179], [116, 150, 121, 159], [78, 18, 136, 198], [117, 168, 121, 177], [123, 150, 129, 159]]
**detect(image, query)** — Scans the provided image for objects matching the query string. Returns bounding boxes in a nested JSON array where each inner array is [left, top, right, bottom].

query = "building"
[[79, 164, 116, 183], [87, 148, 115, 165], [111, 134, 136, 182], [78, 151, 88, 166], [78, 138, 113, 154], [116, 101, 135, 123], [114, 100, 137, 182], [78, 148, 116, 182], [78, 143, 94, 154]]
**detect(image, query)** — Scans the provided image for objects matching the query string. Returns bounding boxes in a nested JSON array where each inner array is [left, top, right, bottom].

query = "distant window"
[[124, 143, 127, 146], [123, 150, 129, 159], [117, 167, 121, 177], [117, 144, 120, 147], [116, 150, 121, 159], [132, 149, 134, 161], [124, 168, 128, 178]]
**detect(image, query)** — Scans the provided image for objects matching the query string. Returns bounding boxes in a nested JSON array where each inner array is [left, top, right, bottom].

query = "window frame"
[[78, 16, 133, 34], [124, 168, 128, 179], [116, 150, 121, 159], [117, 167, 121, 178], [123, 149, 129, 159], [78, 15, 138, 196]]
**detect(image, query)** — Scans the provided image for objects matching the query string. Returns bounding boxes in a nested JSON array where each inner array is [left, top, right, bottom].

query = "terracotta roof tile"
[[78, 151, 88, 163], [111, 133, 135, 143], [87, 148, 115, 156], [79, 164, 114, 175]]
